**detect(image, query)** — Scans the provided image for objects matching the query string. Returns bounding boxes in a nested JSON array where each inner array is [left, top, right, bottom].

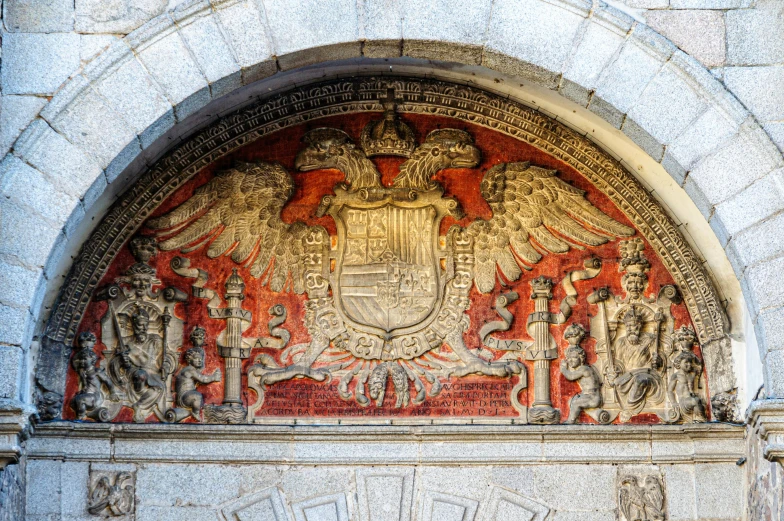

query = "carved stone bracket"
[[749, 399, 784, 463]]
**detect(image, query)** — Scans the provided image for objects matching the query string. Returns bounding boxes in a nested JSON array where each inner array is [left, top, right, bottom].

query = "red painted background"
[[64, 113, 701, 424]]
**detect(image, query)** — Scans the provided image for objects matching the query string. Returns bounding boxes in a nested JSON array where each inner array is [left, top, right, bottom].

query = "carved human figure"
[[611, 306, 662, 412], [175, 327, 221, 420], [119, 307, 166, 386], [668, 351, 707, 422], [71, 332, 117, 419], [130, 369, 164, 423], [559, 324, 603, 424]]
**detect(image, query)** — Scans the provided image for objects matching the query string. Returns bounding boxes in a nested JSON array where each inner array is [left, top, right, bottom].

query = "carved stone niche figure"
[[559, 324, 610, 424], [95, 235, 186, 422], [87, 470, 135, 517], [165, 326, 222, 422], [618, 474, 666, 521], [71, 332, 119, 422], [665, 326, 707, 423]]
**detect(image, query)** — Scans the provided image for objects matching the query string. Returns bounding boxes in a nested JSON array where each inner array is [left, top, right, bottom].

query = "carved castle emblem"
[[142, 93, 636, 420]]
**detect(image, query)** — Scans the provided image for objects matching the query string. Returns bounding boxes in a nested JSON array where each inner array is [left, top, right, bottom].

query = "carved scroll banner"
[[58, 87, 712, 425]]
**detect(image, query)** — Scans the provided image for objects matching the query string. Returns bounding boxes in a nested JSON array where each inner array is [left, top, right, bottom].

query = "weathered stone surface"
[[0, 156, 78, 233], [745, 255, 784, 315], [75, 0, 167, 34], [660, 151, 687, 185], [0, 198, 63, 269], [137, 506, 218, 521], [60, 462, 89, 517], [594, 31, 667, 114], [661, 465, 696, 519], [588, 95, 626, 129], [13, 119, 104, 199], [764, 348, 784, 397], [666, 107, 739, 170], [361, 0, 402, 51], [646, 10, 725, 68], [764, 122, 784, 154], [131, 21, 211, 121], [0, 95, 46, 156], [695, 463, 744, 518], [628, 65, 707, 145], [0, 464, 25, 521], [687, 122, 783, 205], [725, 66, 784, 123], [174, 7, 241, 98], [622, 0, 666, 7], [670, 0, 748, 6], [0, 33, 80, 95], [755, 307, 784, 354], [713, 169, 784, 237], [0, 346, 23, 399], [264, 0, 359, 55], [563, 10, 629, 92], [728, 211, 784, 271], [4, 0, 74, 32], [533, 464, 616, 511], [212, 0, 275, 83], [90, 53, 175, 149], [0, 303, 30, 347], [47, 87, 140, 170], [80, 34, 118, 63], [486, 0, 588, 76], [25, 460, 61, 515], [621, 117, 664, 161], [726, 2, 784, 66], [682, 175, 712, 219], [402, 0, 492, 47]]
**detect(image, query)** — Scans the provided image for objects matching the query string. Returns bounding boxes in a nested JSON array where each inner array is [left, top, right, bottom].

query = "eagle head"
[[422, 128, 481, 169], [294, 128, 355, 171]]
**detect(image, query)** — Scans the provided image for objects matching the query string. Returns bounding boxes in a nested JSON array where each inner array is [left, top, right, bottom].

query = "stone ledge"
[[0, 399, 36, 468], [27, 421, 745, 465], [748, 398, 784, 462]]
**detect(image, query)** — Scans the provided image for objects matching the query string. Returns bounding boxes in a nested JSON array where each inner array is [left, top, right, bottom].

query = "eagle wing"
[[466, 162, 635, 293], [146, 161, 325, 293]]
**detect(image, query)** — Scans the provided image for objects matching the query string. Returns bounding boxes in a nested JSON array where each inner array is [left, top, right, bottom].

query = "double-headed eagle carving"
[[147, 106, 633, 409]]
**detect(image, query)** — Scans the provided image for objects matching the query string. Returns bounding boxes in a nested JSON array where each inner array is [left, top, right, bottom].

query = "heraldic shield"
[[330, 188, 452, 339]]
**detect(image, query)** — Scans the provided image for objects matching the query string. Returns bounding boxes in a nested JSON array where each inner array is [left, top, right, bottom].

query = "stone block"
[[730, 212, 784, 273], [90, 54, 175, 149], [48, 87, 140, 170], [403, 40, 482, 66], [13, 119, 104, 199], [132, 22, 211, 121], [0, 95, 47, 156], [709, 212, 729, 247], [765, 348, 784, 397], [670, 0, 746, 7], [682, 176, 712, 220], [627, 65, 707, 145], [0, 346, 24, 399], [623, 0, 666, 7], [0, 198, 63, 268], [594, 36, 665, 115], [60, 462, 89, 517], [755, 307, 784, 355], [713, 169, 784, 237], [25, 460, 61, 515], [660, 151, 687, 186], [402, 0, 493, 47], [725, 66, 784, 123], [3, 0, 74, 32], [362, 0, 402, 43], [744, 255, 784, 316], [0, 251, 44, 309], [764, 122, 784, 154], [726, 3, 784, 66], [694, 463, 743, 519], [212, 0, 276, 83], [563, 12, 628, 92], [645, 10, 725, 68], [588, 96, 625, 129], [174, 8, 242, 98], [660, 465, 696, 520], [136, 506, 218, 521], [74, 0, 167, 34], [532, 464, 616, 511], [486, 0, 588, 78], [687, 122, 783, 206], [0, 33, 80, 95], [551, 512, 615, 521], [0, 303, 30, 346], [490, 466, 535, 497], [482, 49, 561, 89], [666, 107, 739, 171], [264, 0, 359, 55], [80, 34, 118, 63], [281, 467, 352, 502], [621, 117, 664, 162], [278, 42, 362, 71]]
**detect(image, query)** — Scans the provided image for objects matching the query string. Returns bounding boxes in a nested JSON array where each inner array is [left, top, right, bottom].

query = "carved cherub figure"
[[71, 332, 118, 419], [560, 324, 603, 424], [175, 327, 221, 420], [130, 369, 164, 422], [667, 350, 706, 423]]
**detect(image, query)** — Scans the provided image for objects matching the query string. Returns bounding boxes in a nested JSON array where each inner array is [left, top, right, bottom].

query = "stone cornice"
[[748, 398, 784, 462], [28, 422, 745, 465], [0, 399, 36, 468]]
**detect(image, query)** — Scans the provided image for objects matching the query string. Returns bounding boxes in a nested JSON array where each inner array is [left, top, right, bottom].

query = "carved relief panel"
[[50, 78, 722, 425]]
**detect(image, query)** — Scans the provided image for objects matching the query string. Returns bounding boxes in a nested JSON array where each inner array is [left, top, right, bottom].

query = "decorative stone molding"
[[748, 399, 784, 463], [0, 400, 35, 468]]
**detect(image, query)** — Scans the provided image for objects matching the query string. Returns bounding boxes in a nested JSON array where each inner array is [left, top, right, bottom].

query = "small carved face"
[[130, 274, 152, 297], [189, 352, 204, 369], [566, 351, 582, 369], [625, 319, 642, 344], [132, 315, 149, 338], [680, 358, 693, 373], [129, 236, 157, 263], [190, 327, 206, 347], [623, 273, 647, 299]]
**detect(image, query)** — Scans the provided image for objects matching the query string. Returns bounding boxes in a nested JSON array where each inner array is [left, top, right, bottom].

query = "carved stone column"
[[526, 276, 559, 424]]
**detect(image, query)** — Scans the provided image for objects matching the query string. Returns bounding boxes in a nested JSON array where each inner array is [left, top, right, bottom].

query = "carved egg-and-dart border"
[[44, 76, 730, 397]]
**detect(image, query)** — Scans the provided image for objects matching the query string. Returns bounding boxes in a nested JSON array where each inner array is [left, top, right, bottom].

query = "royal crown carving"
[[47, 77, 730, 425]]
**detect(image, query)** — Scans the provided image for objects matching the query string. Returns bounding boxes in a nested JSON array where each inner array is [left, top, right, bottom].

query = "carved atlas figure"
[[145, 95, 635, 417]]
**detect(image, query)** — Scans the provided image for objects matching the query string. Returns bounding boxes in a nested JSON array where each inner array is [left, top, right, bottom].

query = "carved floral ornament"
[[41, 77, 736, 425]]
